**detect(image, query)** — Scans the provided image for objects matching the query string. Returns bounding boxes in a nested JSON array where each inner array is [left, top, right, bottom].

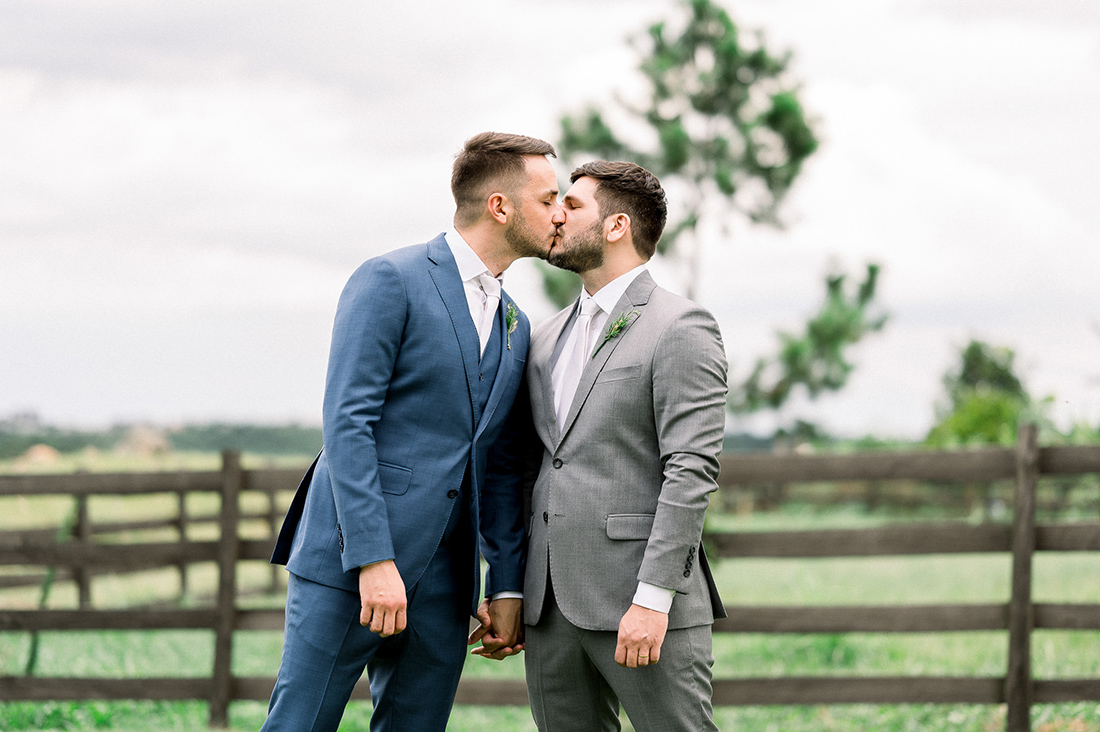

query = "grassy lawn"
[[2, 460, 1100, 730]]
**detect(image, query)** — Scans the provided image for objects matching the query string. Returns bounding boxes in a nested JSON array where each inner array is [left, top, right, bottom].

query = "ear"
[[605, 213, 630, 243], [487, 192, 510, 225]]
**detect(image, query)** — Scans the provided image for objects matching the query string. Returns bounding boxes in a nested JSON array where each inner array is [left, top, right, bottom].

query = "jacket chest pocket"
[[595, 364, 641, 384]]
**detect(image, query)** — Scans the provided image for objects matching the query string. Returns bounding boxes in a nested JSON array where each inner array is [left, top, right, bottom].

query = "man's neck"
[[454, 223, 514, 277], [580, 259, 644, 296]]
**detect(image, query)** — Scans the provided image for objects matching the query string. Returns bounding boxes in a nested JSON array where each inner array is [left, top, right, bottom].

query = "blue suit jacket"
[[271, 234, 531, 613]]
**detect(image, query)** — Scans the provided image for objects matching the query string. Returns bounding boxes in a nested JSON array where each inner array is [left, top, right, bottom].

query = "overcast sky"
[[2, 0, 1098, 440]]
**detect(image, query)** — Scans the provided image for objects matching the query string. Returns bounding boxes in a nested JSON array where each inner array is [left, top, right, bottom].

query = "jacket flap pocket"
[[605, 513, 655, 540], [379, 462, 412, 495]]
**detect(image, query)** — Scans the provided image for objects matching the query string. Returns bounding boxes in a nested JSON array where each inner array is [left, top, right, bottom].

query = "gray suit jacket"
[[523, 270, 728, 631]]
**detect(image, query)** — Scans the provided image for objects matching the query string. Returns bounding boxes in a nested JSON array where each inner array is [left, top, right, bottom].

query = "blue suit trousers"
[[261, 533, 473, 732]]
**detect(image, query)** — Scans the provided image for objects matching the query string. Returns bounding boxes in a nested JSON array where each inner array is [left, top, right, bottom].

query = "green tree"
[[551, 0, 886, 423], [553, 0, 820, 301], [926, 340, 1045, 447], [732, 265, 887, 414]]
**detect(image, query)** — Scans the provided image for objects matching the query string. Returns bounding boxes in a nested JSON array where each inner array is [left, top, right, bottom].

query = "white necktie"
[[476, 273, 501, 355], [555, 297, 601, 430]]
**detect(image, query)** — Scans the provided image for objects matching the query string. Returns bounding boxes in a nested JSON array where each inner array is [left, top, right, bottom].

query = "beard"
[[547, 219, 605, 274], [504, 206, 552, 260]]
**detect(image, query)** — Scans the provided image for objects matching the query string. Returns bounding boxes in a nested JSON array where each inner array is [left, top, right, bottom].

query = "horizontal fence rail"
[[716, 444, 1100, 484], [1, 432, 1100, 731]]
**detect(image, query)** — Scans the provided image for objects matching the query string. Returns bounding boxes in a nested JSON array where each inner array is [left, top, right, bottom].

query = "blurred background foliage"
[[548, 0, 887, 430]]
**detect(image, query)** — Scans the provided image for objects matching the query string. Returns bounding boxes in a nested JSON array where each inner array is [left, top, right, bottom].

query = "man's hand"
[[615, 603, 668, 668], [358, 559, 406, 636], [468, 597, 524, 660]]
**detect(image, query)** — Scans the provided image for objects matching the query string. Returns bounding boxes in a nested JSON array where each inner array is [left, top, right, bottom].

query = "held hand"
[[467, 598, 493, 648], [486, 597, 524, 647], [615, 603, 668, 669], [468, 597, 525, 660], [358, 560, 407, 637], [471, 640, 525, 660]]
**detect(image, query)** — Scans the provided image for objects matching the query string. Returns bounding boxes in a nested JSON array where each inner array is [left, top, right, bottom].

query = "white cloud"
[[1, 0, 1098, 435]]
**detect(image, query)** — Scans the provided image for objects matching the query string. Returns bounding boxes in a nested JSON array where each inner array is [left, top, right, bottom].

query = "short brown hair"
[[570, 161, 667, 259], [452, 132, 556, 226]]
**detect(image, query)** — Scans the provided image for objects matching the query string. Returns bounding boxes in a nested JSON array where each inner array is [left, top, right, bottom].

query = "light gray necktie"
[[555, 297, 600, 430], [476, 273, 501, 356]]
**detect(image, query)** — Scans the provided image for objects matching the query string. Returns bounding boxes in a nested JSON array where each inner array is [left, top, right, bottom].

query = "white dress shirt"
[[443, 229, 521, 603], [445, 228, 503, 357], [552, 265, 677, 614]]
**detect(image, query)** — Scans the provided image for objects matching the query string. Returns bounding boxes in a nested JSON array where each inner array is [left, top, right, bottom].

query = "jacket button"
[[447, 489, 459, 498], [543, 511, 549, 523], [683, 570, 691, 578], [552, 458, 563, 468]]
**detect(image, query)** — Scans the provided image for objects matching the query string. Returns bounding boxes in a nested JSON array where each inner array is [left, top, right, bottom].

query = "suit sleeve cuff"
[[490, 591, 523, 601], [632, 582, 675, 613]]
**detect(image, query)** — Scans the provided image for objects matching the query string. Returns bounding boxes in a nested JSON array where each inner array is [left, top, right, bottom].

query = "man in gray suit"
[[520, 161, 728, 731]]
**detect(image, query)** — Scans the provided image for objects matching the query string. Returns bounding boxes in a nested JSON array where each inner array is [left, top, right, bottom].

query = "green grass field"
[[2, 455, 1100, 730]]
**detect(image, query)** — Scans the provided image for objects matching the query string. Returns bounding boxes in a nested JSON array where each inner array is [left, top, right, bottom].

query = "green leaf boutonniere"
[[505, 303, 519, 350], [592, 309, 639, 357]]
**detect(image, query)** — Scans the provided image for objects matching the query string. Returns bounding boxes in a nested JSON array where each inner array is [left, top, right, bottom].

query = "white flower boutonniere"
[[592, 309, 639, 357], [505, 303, 519, 350]]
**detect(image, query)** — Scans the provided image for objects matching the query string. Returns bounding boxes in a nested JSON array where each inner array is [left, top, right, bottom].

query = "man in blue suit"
[[261, 132, 564, 732]]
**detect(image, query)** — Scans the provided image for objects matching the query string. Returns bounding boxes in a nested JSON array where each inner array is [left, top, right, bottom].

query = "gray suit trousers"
[[524, 585, 718, 732]]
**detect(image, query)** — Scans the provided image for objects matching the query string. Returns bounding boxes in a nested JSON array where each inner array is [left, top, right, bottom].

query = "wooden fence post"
[[73, 495, 91, 609], [1005, 424, 1038, 732], [177, 490, 189, 599], [210, 450, 242, 728], [267, 487, 280, 593]]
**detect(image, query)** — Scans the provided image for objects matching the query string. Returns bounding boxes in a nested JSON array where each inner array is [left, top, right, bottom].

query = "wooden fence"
[[2, 427, 1100, 731]]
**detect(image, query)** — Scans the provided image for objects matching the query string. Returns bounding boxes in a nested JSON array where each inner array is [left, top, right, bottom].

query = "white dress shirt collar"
[[583, 263, 647, 316], [445, 228, 501, 287]]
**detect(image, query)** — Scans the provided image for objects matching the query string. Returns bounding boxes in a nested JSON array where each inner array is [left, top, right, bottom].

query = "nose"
[[552, 201, 565, 224]]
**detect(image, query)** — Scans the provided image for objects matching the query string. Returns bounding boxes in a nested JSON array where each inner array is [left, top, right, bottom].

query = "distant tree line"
[[167, 423, 322, 455], [0, 422, 323, 460], [0, 425, 130, 460]]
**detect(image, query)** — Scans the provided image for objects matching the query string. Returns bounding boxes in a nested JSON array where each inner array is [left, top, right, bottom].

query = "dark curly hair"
[[570, 160, 667, 259]]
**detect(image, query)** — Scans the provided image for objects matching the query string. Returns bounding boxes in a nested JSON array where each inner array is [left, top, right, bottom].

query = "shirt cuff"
[[490, 591, 523, 601], [632, 582, 675, 613]]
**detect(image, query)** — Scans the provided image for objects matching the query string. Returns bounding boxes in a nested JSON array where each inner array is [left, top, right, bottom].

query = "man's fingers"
[[467, 624, 489, 646], [475, 630, 507, 651], [614, 638, 627, 667], [471, 643, 524, 660], [363, 603, 406, 637], [393, 607, 407, 635], [384, 608, 395, 636], [475, 599, 492, 628]]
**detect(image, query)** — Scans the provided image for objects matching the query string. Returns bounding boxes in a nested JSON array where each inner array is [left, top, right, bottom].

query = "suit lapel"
[[531, 303, 575, 447], [558, 271, 657, 443], [426, 235, 481, 426]]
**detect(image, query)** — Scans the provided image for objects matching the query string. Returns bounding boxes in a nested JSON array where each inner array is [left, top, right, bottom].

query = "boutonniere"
[[592, 309, 639, 357], [505, 303, 519, 350]]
